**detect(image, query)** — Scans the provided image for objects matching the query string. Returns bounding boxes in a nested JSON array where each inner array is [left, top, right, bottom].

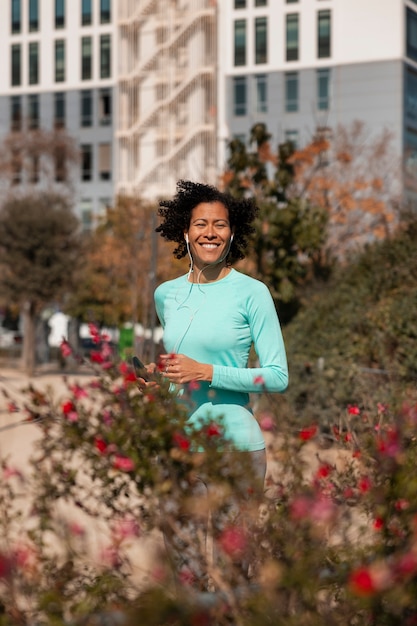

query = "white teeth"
[[201, 244, 218, 249]]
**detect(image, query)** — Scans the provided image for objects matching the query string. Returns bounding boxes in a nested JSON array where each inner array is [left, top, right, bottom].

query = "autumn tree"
[[222, 123, 329, 323], [0, 192, 81, 375], [66, 195, 186, 331]]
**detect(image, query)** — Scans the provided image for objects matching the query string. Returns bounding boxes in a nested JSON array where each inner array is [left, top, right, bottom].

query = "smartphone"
[[132, 355, 149, 381]]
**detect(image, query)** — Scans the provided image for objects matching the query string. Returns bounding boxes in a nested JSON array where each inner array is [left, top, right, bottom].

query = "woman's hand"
[[160, 353, 213, 384], [136, 362, 159, 392]]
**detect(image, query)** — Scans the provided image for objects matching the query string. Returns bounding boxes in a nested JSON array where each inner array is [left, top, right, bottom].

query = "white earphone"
[[185, 233, 189, 243]]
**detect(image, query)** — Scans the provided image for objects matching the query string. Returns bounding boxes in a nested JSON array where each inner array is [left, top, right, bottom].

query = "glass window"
[[255, 74, 267, 113], [55, 0, 65, 28], [286, 13, 299, 61], [285, 129, 299, 148], [29, 0, 39, 31], [234, 76, 247, 116], [55, 40, 65, 82], [82, 0, 92, 25], [10, 95, 22, 132], [98, 143, 111, 180], [286, 0, 298, 3], [255, 17, 267, 64], [317, 68, 331, 110], [30, 156, 39, 183], [407, 8, 417, 62], [29, 42, 39, 85], [82, 36, 93, 80], [234, 20, 246, 66], [11, 0, 21, 34], [81, 144, 93, 181], [318, 10, 331, 58], [54, 92, 66, 128], [80, 199, 93, 231], [81, 90, 93, 127], [405, 65, 417, 121], [99, 88, 112, 125], [28, 94, 40, 129], [55, 146, 67, 182], [285, 71, 298, 112], [100, 34, 111, 79], [234, 0, 246, 8], [100, 0, 111, 24], [255, 0, 267, 5], [11, 44, 21, 86]]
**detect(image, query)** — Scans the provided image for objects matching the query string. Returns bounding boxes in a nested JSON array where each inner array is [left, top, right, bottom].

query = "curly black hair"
[[156, 180, 258, 263]]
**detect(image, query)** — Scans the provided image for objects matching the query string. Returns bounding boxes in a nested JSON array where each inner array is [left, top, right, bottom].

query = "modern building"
[[219, 0, 417, 206], [1, 0, 417, 218], [0, 0, 116, 229]]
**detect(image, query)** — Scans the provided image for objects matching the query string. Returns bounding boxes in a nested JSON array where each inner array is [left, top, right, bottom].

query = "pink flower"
[[315, 463, 332, 479], [299, 424, 318, 441], [347, 404, 360, 416], [95, 437, 108, 454], [377, 427, 400, 457], [88, 323, 101, 344], [218, 526, 247, 557], [68, 522, 86, 536], [100, 545, 121, 568], [188, 380, 200, 391], [112, 518, 140, 541], [7, 401, 19, 413], [253, 375, 265, 386], [179, 567, 195, 586], [90, 351, 104, 364], [395, 552, 417, 578], [69, 384, 88, 399], [3, 466, 23, 481], [290, 496, 311, 520], [358, 476, 372, 493], [113, 455, 135, 472], [259, 413, 275, 431], [60, 340, 72, 358]]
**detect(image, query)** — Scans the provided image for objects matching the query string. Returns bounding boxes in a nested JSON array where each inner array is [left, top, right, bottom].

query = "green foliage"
[[283, 212, 417, 425]]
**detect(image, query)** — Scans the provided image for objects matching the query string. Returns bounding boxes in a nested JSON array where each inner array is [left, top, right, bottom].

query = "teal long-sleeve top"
[[154, 269, 288, 451]]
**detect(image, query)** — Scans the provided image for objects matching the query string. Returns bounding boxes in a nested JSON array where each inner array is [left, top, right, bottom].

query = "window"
[[82, 0, 92, 25], [29, 42, 39, 85], [286, 0, 298, 3], [82, 36, 92, 80], [55, 40, 65, 82], [255, 74, 267, 113], [285, 129, 299, 148], [54, 92, 66, 128], [234, 76, 247, 116], [285, 72, 298, 112], [29, 0, 39, 31], [81, 144, 93, 181], [81, 90, 93, 127], [255, 0, 267, 5], [30, 156, 39, 183], [98, 143, 111, 180], [11, 44, 21, 86], [10, 95, 22, 132], [234, 0, 246, 7], [317, 68, 330, 110], [28, 94, 39, 129], [11, 149, 22, 185], [255, 17, 267, 64], [286, 13, 299, 61], [99, 88, 112, 125], [11, 0, 21, 34], [80, 199, 93, 231], [318, 10, 331, 58], [407, 8, 417, 62], [55, 146, 67, 182], [100, 0, 111, 23], [234, 20, 246, 66], [55, 0, 65, 28], [406, 66, 417, 121], [100, 34, 111, 79]]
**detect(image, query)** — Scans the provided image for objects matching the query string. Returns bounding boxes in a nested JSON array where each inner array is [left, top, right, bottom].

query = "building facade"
[[1, 0, 417, 216]]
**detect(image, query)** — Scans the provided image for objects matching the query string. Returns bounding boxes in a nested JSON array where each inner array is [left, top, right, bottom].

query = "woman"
[[153, 180, 288, 586]]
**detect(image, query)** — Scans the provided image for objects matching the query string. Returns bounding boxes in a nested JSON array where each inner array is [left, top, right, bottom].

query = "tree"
[[0, 192, 81, 375], [66, 195, 187, 329], [222, 123, 329, 323]]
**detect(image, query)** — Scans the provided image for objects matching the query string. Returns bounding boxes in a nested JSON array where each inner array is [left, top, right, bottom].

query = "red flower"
[[7, 401, 19, 413], [62, 400, 75, 414], [218, 526, 247, 557], [90, 351, 104, 363], [60, 340, 72, 358], [373, 517, 384, 530], [315, 463, 332, 479], [94, 437, 108, 454], [188, 380, 200, 391], [88, 323, 101, 344], [358, 476, 372, 493], [349, 566, 376, 596], [207, 422, 222, 437], [172, 432, 190, 451], [347, 404, 360, 416], [253, 375, 265, 386], [299, 424, 318, 441], [113, 455, 135, 472]]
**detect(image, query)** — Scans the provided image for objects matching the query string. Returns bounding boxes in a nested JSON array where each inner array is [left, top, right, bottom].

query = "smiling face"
[[185, 201, 232, 272]]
